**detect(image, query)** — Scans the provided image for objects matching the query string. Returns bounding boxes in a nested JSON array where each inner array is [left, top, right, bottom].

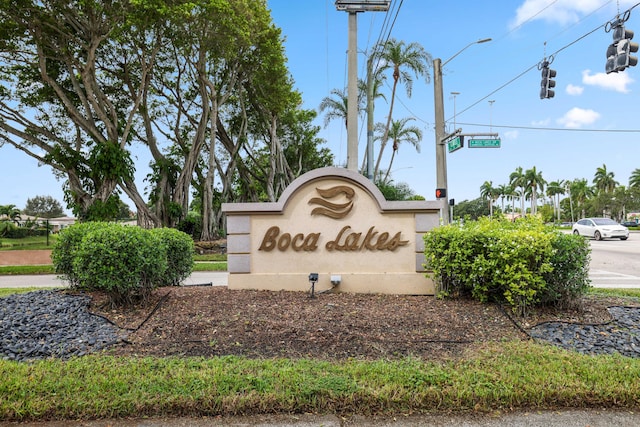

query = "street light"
[[434, 38, 491, 224], [335, 0, 390, 171]]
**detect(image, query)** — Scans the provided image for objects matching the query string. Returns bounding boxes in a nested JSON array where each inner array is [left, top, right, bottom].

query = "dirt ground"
[[86, 286, 637, 361]]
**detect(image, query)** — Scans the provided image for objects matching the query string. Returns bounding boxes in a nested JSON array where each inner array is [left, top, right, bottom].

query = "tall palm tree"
[[509, 167, 526, 215], [629, 168, 640, 188], [480, 180, 498, 217], [593, 163, 618, 194], [496, 184, 511, 214], [546, 179, 565, 222], [373, 118, 422, 183], [374, 38, 431, 178], [570, 178, 594, 218], [358, 69, 387, 172], [318, 88, 364, 130], [524, 167, 546, 215]]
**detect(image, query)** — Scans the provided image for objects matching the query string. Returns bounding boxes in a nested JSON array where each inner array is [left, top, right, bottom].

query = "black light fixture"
[[308, 273, 319, 298]]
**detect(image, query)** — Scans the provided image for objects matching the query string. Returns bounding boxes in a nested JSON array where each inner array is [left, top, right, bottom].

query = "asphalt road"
[[587, 230, 640, 288]]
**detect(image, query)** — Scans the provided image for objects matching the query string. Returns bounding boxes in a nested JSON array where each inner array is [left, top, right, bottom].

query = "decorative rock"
[[530, 306, 640, 358], [0, 290, 126, 362]]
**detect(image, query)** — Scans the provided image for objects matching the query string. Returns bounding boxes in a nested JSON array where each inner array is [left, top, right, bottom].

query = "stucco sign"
[[222, 167, 443, 295]]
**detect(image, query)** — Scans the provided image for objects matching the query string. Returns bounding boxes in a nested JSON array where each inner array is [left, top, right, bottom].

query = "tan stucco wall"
[[222, 168, 444, 295]]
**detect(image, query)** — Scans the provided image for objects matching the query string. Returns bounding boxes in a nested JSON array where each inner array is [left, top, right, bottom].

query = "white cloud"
[[582, 69, 633, 93], [503, 130, 519, 140], [556, 107, 600, 128], [566, 84, 583, 95], [511, 0, 604, 28], [510, 0, 636, 29], [531, 118, 551, 126]]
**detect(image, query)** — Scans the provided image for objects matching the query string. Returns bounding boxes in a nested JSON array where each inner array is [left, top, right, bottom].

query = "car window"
[[593, 218, 618, 225]]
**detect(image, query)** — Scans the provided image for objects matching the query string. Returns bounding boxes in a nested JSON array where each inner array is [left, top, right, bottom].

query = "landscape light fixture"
[[308, 273, 319, 298]]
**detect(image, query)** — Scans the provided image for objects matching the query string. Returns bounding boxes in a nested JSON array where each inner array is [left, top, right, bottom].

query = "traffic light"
[[435, 188, 446, 199], [540, 60, 556, 99], [606, 17, 638, 73]]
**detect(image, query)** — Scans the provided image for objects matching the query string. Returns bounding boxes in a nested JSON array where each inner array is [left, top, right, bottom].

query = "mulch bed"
[[85, 286, 638, 362]]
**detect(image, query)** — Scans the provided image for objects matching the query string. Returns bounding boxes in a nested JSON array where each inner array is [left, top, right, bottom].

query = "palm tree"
[[318, 88, 364, 130], [524, 167, 546, 215], [593, 164, 618, 194], [374, 38, 432, 178], [509, 167, 526, 215], [546, 179, 565, 222], [570, 178, 594, 218], [373, 118, 422, 183], [480, 181, 498, 217], [496, 184, 511, 214], [0, 204, 21, 224], [629, 168, 640, 188], [359, 68, 387, 172]]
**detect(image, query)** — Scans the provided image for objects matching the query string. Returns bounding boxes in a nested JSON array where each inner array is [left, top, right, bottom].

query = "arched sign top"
[[223, 167, 442, 215]]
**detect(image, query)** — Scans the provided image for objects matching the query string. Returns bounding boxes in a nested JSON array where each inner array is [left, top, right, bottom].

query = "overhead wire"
[[452, 1, 640, 128]]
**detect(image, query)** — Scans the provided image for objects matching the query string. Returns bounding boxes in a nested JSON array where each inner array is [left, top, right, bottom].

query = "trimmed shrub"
[[72, 223, 167, 305], [51, 222, 107, 289], [424, 216, 591, 315], [541, 232, 591, 308], [150, 227, 195, 286]]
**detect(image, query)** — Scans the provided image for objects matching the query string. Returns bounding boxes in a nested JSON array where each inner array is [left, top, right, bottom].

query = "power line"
[[453, 2, 640, 122], [456, 121, 640, 133]]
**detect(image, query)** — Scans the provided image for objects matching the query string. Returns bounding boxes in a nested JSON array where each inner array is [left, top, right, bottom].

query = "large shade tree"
[[0, 0, 330, 238]]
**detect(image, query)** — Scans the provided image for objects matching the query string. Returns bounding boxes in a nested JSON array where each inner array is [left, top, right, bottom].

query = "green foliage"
[[424, 216, 591, 315], [51, 222, 108, 288], [452, 197, 490, 220], [541, 233, 591, 308], [149, 227, 195, 286], [375, 179, 416, 201], [177, 211, 202, 239], [23, 195, 65, 218], [73, 224, 167, 305]]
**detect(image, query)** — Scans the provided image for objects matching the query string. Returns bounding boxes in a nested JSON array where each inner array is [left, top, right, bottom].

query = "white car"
[[572, 217, 629, 241]]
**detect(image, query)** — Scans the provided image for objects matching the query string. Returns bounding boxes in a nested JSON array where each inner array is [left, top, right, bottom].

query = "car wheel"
[[621, 237, 628, 240], [594, 231, 602, 240], [573, 230, 580, 236]]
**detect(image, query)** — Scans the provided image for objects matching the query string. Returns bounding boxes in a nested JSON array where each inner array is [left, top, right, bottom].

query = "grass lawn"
[[0, 287, 639, 422]]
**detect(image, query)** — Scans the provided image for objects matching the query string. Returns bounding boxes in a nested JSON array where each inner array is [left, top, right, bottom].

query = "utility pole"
[[346, 11, 358, 171], [433, 38, 491, 224], [366, 55, 374, 179], [335, 0, 390, 172]]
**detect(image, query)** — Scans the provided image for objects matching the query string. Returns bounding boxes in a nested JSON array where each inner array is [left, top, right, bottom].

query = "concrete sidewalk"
[[3, 409, 640, 426], [0, 271, 229, 288]]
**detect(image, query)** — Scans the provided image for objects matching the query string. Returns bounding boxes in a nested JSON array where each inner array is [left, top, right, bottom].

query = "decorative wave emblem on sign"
[[308, 185, 355, 219]]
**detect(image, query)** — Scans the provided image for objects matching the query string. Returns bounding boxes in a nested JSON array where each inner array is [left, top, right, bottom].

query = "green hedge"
[[150, 227, 195, 286], [424, 216, 591, 315], [52, 222, 194, 305]]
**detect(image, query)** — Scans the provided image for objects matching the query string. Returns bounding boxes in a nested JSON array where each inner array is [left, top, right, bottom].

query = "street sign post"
[[468, 138, 500, 148], [447, 136, 463, 153]]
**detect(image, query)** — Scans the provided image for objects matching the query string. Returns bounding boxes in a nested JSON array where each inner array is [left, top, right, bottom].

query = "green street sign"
[[447, 136, 463, 153], [468, 138, 500, 148]]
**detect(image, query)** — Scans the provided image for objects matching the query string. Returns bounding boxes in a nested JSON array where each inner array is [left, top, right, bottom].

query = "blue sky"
[[2, 0, 640, 213]]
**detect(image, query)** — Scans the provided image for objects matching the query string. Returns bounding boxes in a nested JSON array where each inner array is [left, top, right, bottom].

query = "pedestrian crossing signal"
[[435, 188, 446, 199]]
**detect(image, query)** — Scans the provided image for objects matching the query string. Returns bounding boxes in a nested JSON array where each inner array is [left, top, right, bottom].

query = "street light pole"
[[347, 11, 358, 171], [433, 38, 491, 224]]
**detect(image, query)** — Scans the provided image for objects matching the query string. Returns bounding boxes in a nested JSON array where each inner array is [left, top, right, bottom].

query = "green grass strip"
[[0, 265, 56, 275], [1, 341, 639, 422]]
